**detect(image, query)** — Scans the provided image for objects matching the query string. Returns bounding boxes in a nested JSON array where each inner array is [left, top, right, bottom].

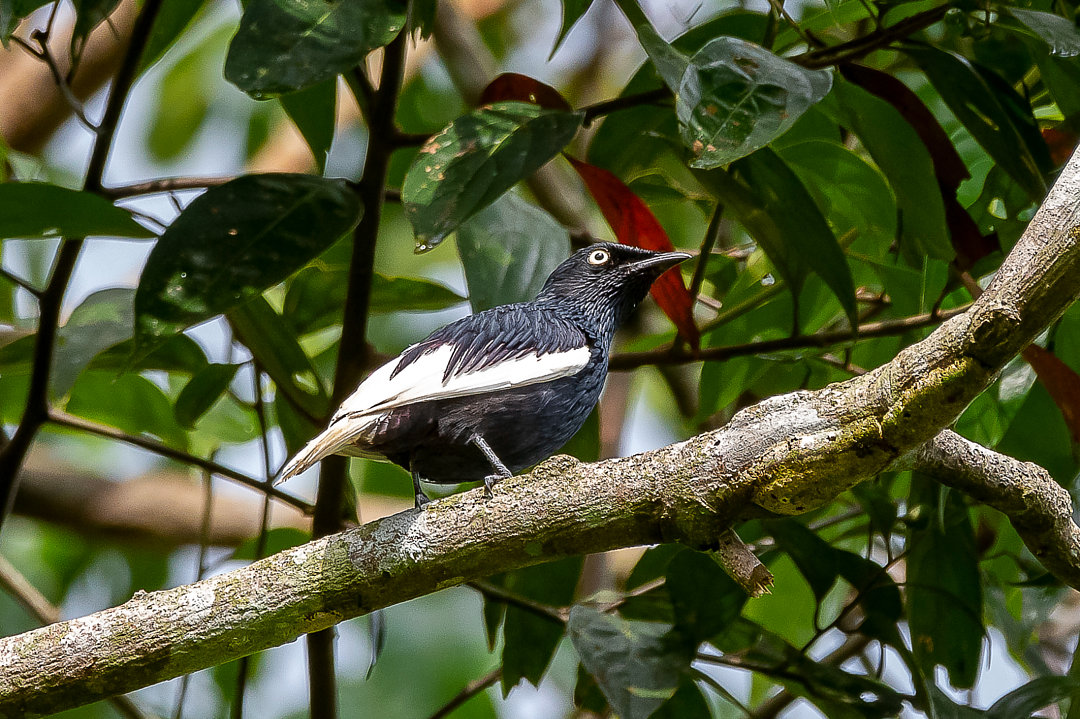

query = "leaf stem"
[[426, 666, 502, 719]]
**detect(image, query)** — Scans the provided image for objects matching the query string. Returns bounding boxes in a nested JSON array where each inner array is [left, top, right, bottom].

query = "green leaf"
[[0, 183, 154, 239], [70, 0, 121, 53], [822, 79, 953, 262], [139, 0, 209, 70], [986, 676, 1080, 719], [677, 37, 832, 167], [665, 550, 747, 647], [500, 556, 583, 692], [907, 475, 984, 689], [280, 79, 337, 174], [997, 381, 1076, 483], [52, 288, 135, 400], [777, 139, 897, 255], [905, 46, 1047, 203], [567, 606, 687, 719], [651, 677, 711, 719], [402, 102, 583, 250], [66, 372, 187, 448], [627, 11, 691, 91], [734, 147, 857, 326], [224, 0, 406, 98], [148, 32, 214, 162], [2, 1, 50, 42], [456, 191, 570, 312], [1008, 8, 1080, 58], [133, 174, 362, 357], [229, 295, 329, 422], [369, 275, 466, 313], [175, 363, 240, 429], [552, 0, 594, 57]]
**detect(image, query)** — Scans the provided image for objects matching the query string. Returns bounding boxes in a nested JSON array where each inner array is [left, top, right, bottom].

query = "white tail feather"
[[276, 419, 374, 484]]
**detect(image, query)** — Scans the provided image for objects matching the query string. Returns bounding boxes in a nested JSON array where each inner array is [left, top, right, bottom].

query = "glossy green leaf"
[[568, 606, 687, 719], [986, 675, 1080, 719], [500, 556, 583, 692], [907, 475, 984, 689], [823, 79, 953, 262], [175, 363, 240, 429], [402, 101, 583, 250], [0, 184, 154, 240], [224, 0, 406, 98], [139, 0, 209, 70], [735, 148, 857, 326], [456, 191, 570, 312], [52, 288, 135, 400], [280, 79, 337, 174], [778, 139, 897, 254], [369, 275, 466, 313], [997, 381, 1076, 483], [906, 46, 1047, 203], [133, 174, 361, 356], [66, 371, 187, 448], [1008, 8, 1080, 58], [676, 37, 832, 167], [229, 295, 329, 422]]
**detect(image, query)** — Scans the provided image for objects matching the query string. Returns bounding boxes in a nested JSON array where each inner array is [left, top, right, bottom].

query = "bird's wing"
[[278, 308, 590, 481]]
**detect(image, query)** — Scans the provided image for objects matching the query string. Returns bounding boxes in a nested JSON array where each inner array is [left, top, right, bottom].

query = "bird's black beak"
[[628, 251, 693, 274]]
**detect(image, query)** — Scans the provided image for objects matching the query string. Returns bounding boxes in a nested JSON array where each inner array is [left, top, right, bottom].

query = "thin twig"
[[427, 666, 502, 719], [305, 23, 413, 719], [0, 266, 42, 297], [9, 34, 95, 131], [46, 410, 313, 514], [467, 580, 567, 622], [610, 304, 970, 370], [234, 368, 276, 719], [103, 176, 236, 199], [580, 87, 671, 126], [795, 4, 950, 69]]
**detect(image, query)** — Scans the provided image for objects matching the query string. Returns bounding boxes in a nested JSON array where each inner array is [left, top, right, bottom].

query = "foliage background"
[[1, 0, 1080, 717]]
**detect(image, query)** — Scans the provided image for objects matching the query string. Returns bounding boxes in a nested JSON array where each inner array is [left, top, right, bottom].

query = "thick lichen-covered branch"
[[2, 107, 1080, 719]]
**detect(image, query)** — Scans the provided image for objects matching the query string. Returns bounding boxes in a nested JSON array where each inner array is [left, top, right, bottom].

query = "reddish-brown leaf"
[[567, 156, 699, 348], [479, 73, 572, 111], [1042, 127, 1079, 167], [1023, 345, 1080, 443], [840, 63, 998, 270]]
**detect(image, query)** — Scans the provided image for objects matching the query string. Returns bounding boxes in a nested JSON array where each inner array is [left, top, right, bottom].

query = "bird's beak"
[[628, 251, 693, 274]]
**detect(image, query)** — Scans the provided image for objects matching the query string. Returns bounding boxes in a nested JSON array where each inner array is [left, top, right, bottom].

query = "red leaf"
[[840, 63, 998, 270], [567, 156, 699, 348], [1023, 345, 1080, 443], [479, 73, 571, 111], [1042, 127, 1079, 168]]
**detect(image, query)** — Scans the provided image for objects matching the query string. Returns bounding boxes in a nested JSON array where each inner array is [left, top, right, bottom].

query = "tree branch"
[[909, 429, 1080, 588]]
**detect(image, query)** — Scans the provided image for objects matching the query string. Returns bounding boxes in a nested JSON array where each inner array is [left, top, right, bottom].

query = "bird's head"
[[536, 242, 692, 330]]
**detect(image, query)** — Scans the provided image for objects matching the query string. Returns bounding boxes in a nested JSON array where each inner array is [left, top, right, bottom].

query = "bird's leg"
[[410, 461, 431, 509], [469, 433, 512, 498]]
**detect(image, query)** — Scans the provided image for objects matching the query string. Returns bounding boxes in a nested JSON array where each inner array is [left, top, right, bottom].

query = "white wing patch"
[[278, 344, 590, 481], [335, 343, 591, 419]]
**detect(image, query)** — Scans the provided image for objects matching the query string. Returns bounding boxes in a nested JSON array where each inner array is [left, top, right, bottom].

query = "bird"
[[278, 242, 692, 508]]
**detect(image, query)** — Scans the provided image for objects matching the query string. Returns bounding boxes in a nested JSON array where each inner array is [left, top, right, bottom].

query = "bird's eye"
[[587, 249, 610, 266]]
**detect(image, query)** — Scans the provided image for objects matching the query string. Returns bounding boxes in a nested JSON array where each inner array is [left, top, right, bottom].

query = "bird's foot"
[[414, 490, 432, 509], [482, 474, 504, 499]]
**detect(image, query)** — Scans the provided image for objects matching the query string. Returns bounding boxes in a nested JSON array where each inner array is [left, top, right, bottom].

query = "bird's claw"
[[414, 491, 432, 509], [483, 474, 503, 499]]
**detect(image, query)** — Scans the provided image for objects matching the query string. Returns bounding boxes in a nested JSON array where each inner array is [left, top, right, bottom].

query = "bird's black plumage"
[[279, 242, 691, 507]]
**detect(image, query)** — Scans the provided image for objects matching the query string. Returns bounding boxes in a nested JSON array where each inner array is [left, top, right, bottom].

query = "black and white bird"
[[278, 242, 691, 507]]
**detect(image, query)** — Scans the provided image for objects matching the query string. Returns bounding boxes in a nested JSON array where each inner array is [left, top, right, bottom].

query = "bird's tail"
[[276, 421, 363, 485]]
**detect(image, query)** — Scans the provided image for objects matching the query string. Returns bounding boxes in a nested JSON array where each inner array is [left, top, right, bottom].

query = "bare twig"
[[9, 34, 94, 131], [46, 410, 313, 514], [610, 304, 970, 370], [427, 666, 502, 719], [795, 4, 950, 69]]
